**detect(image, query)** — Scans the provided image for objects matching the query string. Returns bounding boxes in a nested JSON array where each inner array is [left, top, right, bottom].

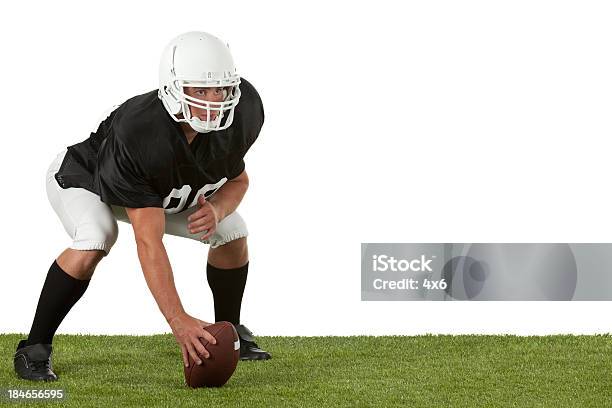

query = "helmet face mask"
[[158, 32, 241, 133], [166, 81, 241, 133]]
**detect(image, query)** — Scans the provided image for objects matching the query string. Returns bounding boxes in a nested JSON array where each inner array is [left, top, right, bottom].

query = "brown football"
[[184, 321, 240, 388]]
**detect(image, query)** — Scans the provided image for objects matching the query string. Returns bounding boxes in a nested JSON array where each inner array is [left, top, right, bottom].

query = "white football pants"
[[46, 148, 248, 256]]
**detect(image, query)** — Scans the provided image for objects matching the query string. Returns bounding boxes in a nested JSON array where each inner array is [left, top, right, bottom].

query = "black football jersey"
[[54, 78, 263, 214]]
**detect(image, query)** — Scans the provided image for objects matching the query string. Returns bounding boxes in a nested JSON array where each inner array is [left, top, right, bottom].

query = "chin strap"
[[189, 114, 223, 133]]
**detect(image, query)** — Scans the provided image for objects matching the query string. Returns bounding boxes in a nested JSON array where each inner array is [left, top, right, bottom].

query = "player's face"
[[184, 86, 226, 122]]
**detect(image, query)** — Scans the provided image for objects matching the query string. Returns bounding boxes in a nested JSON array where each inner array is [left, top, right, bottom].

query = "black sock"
[[206, 262, 248, 325], [26, 259, 91, 346]]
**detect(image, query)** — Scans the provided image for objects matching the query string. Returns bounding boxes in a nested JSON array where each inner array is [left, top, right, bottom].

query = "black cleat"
[[235, 324, 271, 361], [14, 340, 58, 381]]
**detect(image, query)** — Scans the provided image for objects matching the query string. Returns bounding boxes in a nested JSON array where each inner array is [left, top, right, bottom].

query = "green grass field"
[[1, 334, 610, 407]]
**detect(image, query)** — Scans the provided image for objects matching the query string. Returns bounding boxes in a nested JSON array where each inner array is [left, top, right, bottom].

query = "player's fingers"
[[200, 227, 216, 241], [180, 344, 189, 368], [192, 337, 210, 359], [202, 327, 218, 345], [190, 223, 212, 234], [187, 208, 207, 223], [187, 215, 210, 229], [186, 342, 203, 365]]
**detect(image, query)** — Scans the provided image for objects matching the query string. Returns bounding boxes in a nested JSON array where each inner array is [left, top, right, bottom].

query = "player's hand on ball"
[[187, 195, 220, 241], [168, 312, 217, 367]]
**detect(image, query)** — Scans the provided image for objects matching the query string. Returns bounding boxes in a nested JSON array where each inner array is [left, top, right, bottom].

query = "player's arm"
[[207, 169, 249, 221], [125, 207, 183, 322], [125, 207, 216, 367]]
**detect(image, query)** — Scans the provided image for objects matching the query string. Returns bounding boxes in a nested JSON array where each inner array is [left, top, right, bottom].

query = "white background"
[[1, 0, 611, 336]]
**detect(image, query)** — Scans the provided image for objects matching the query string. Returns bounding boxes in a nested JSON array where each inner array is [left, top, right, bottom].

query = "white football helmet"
[[158, 31, 241, 133]]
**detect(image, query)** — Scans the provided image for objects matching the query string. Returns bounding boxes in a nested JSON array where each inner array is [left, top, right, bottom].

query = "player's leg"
[[57, 248, 105, 279], [15, 149, 119, 381], [206, 237, 248, 324], [25, 249, 106, 347], [17, 249, 106, 382], [207, 236, 248, 268], [206, 236, 270, 360]]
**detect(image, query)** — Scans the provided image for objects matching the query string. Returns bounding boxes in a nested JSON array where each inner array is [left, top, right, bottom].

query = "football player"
[[14, 31, 271, 382]]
